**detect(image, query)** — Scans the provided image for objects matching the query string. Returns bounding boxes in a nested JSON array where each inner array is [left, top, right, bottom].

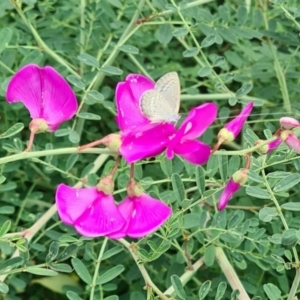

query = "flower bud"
[[218, 169, 248, 211], [255, 138, 282, 154]]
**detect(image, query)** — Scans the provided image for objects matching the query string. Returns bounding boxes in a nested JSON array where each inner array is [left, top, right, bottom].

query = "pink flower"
[[218, 102, 253, 143], [280, 130, 300, 153], [218, 169, 248, 211], [109, 179, 172, 239], [115, 73, 177, 163], [280, 117, 300, 130], [55, 184, 126, 237], [166, 103, 218, 165], [6, 64, 78, 132], [255, 138, 282, 154]]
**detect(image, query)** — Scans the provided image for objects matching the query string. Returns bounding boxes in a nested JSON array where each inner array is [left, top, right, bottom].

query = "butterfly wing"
[[155, 72, 181, 116], [140, 89, 176, 122]]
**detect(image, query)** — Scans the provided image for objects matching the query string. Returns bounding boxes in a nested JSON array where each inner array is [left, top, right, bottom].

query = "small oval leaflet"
[[101, 66, 123, 75], [198, 280, 211, 299], [0, 123, 24, 139]]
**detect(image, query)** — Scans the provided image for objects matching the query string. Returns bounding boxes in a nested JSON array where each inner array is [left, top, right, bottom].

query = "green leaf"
[[77, 112, 101, 120], [46, 241, 59, 263], [0, 220, 11, 237], [157, 24, 173, 44], [48, 262, 73, 273], [119, 45, 139, 54], [25, 267, 58, 276], [77, 53, 99, 68], [101, 66, 123, 75], [0, 28, 13, 54], [198, 280, 211, 299], [0, 206, 15, 214], [87, 90, 104, 102], [263, 283, 282, 300], [66, 154, 79, 171], [171, 173, 185, 203], [237, 6, 248, 25], [273, 173, 300, 192], [56, 244, 78, 262], [183, 213, 200, 229], [247, 170, 264, 183], [71, 258, 92, 284], [281, 202, 300, 211], [0, 257, 24, 272], [0, 123, 24, 139], [228, 156, 240, 177], [215, 282, 227, 300], [195, 166, 205, 194], [201, 34, 216, 48], [0, 175, 6, 185], [204, 245, 215, 267], [218, 154, 228, 181], [213, 56, 225, 67], [236, 83, 253, 97], [160, 157, 172, 177], [54, 128, 72, 137], [172, 27, 188, 37], [97, 265, 125, 285], [198, 67, 212, 77], [228, 210, 245, 228], [258, 207, 278, 222], [170, 275, 186, 299], [66, 291, 84, 300], [216, 26, 236, 43], [246, 186, 270, 199], [282, 229, 297, 246], [68, 130, 80, 144], [67, 75, 85, 90], [102, 246, 123, 260], [0, 281, 9, 293], [182, 47, 199, 57]]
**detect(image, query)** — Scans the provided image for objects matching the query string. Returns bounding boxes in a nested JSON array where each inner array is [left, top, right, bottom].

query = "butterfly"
[[139, 72, 180, 123]]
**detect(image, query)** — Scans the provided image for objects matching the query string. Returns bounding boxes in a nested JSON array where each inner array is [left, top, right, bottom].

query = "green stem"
[[215, 247, 251, 300], [0, 147, 114, 166], [79, 0, 86, 75], [90, 238, 108, 300], [118, 239, 170, 300], [287, 268, 300, 300], [163, 256, 204, 297]]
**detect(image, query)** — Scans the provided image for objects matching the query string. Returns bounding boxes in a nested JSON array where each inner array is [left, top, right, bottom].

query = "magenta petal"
[[267, 138, 282, 153], [6, 64, 43, 119], [6, 64, 77, 131], [218, 179, 241, 211], [173, 140, 211, 165], [120, 123, 176, 163], [74, 191, 126, 237], [115, 74, 154, 131], [125, 194, 172, 238], [107, 197, 134, 239], [55, 184, 98, 225], [178, 103, 218, 140], [224, 102, 253, 138], [39, 66, 78, 131], [284, 132, 300, 154]]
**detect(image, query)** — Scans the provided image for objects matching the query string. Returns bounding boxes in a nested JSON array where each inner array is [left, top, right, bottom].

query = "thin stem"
[[79, 0, 86, 76], [118, 239, 170, 300], [215, 247, 251, 300], [25, 131, 35, 152], [164, 257, 204, 296], [0, 147, 114, 166], [90, 238, 108, 300], [287, 268, 300, 300]]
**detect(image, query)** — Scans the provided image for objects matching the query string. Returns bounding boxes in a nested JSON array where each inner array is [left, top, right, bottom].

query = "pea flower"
[[218, 169, 248, 211], [56, 178, 126, 237], [116, 74, 176, 163], [6, 64, 78, 151], [166, 103, 218, 165], [217, 102, 253, 144], [109, 179, 172, 239]]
